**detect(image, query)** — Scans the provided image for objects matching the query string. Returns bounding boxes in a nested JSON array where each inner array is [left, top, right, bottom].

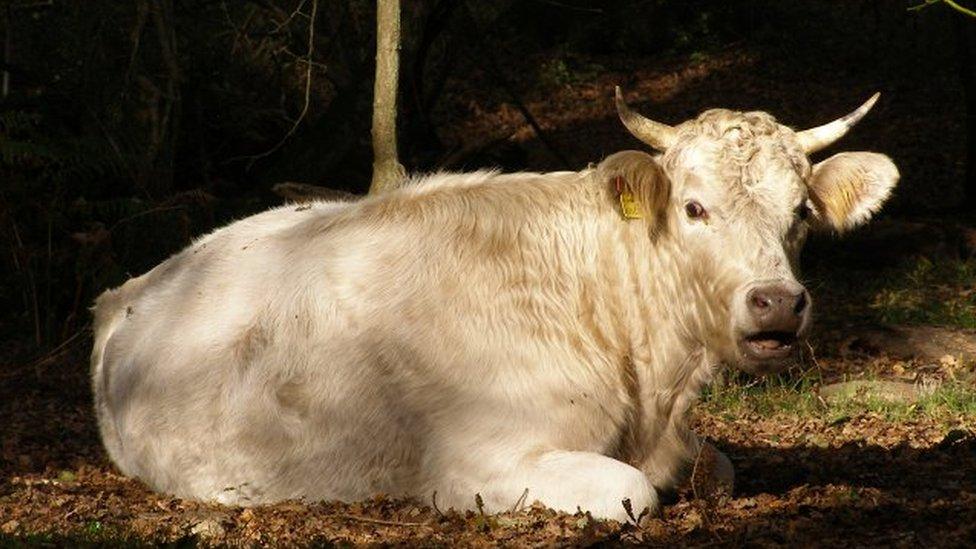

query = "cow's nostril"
[[794, 292, 808, 315], [793, 292, 807, 315], [751, 294, 771, 310]]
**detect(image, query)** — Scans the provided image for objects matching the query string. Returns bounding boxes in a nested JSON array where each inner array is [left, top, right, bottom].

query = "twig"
[[509, 488, 529, 513], [944, 0, 976, 17], [431, 491, 445, 518], [689, 443, 705, 502], [435, 130, 516, 170], [243, 0, 287, 20], [271, 182, 358, 203], [43, 215, 52, 345], [339, 514, 427, 527], [621, 497, 638, 526], [689, 442, 724, 543], [13, 212, 43, 346], [908, 0, 940, 12], [4, 210, 40, 346], [459, 1, 572, 169], [275, 46, 329, 71], [28, 325, 91, 372], [108, 205, 186, 234], [123, 0, 150, 93], [909, 0, 976, 17], [232, 0, 319, 170], [80, 102, 142, 197], [3, 5, 12, 98], [804, 340, 825, 385], [221, 1, 261, 54], [272, 0, 310, 33]]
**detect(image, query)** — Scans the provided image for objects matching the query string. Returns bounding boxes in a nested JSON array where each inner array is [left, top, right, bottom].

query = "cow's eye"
[[796, 203, 811, 221], [685, 201, 707, 219]]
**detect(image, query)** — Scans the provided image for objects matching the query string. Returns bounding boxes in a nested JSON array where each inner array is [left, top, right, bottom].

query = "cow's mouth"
[[741, 331, 797, 360]]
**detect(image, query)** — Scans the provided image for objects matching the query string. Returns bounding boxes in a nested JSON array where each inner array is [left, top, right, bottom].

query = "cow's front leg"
[[690, 441, 734, 497], [440, 450, 658, 522], [637, 427, 734, 497]]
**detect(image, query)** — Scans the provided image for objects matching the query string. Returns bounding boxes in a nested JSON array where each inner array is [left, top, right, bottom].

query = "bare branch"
[[945, 0, 976, 17], [909, 0, 976, 17], [508, 488, 529, 513], [232, 0, 319, 170], [459, 1, 572, 169], [3, 5, 12, 98], [431, 490, 445, 518]]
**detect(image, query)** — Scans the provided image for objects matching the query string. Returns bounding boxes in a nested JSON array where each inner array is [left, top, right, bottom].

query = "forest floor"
[[2, 327, 975, 546], [4, 6, 976, 547]]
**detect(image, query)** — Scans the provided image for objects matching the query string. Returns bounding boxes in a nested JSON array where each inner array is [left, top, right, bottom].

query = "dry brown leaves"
[[2, 350, 975, 546]]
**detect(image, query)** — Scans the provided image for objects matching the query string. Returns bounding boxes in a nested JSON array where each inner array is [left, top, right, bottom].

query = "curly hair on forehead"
[[687, 109, 783, 138], [665, 108, 811, 185]]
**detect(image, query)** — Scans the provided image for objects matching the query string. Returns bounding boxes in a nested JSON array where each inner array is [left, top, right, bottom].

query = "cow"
[[90, 88, 898, 522]]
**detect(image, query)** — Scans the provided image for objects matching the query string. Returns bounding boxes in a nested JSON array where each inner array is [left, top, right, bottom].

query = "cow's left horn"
[[796, 93, 880, 154], [615, 86, 677, 151]]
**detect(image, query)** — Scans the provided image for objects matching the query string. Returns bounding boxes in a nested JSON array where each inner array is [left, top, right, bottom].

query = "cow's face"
[[614, 89, 899, 373]]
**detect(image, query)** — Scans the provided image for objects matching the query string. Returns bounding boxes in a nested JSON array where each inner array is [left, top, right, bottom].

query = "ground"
[[3, 4, 976, 547], [2, 336, 974, 546]]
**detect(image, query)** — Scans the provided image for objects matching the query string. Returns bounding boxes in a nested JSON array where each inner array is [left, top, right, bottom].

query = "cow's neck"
[[590, 207, 719, 390], [573, 190, 722, 469]]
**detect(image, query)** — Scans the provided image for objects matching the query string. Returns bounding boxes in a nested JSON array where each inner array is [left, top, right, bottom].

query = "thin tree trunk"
[[369, 0, 406, 194], [2, 6, 11, 99], [957, 16, 976, 212]]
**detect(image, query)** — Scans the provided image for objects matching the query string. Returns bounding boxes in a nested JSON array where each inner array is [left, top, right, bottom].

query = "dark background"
[[1, 0, 973, 359]]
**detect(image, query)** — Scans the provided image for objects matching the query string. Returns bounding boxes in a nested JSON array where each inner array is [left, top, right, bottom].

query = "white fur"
[[91, 109, 896, 521], [91, 169, 713, 521]]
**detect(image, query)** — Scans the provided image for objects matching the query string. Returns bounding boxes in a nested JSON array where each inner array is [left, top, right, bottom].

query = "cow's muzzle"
[[736, 280, 810, 369]]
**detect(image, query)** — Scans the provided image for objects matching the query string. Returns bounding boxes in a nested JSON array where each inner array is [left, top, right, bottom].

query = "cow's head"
[[612, 88, 899, 374]]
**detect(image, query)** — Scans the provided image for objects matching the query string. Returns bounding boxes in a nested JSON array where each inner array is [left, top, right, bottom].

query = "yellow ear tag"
[[619, 192, 643, 219], [612, 176, 642, 219]]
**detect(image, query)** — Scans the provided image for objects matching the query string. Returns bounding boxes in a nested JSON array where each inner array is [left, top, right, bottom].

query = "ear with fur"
[[597, 151, 671, 230], [807, 152, 899, 233]]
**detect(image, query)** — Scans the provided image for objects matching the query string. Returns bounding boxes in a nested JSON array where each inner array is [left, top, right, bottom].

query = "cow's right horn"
[[615, 86, 677, 151], [796, 93, 880, 154]]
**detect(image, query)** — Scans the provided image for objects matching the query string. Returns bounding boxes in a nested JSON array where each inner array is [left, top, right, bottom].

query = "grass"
[[863, 257, 976, 328], [2, 529, 157, 548], [806, 254, 976, 329], [741, 245, 976, 425], [702, 368, 976, 425]]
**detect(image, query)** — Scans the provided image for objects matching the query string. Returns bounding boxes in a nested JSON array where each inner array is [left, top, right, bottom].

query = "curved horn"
[[796, 93, 880, 154], [615, 86, 677, 151]]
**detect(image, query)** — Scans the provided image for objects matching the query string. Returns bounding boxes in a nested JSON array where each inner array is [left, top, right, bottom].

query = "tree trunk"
[[957, 16, 976, 212], [2, 5, 10, 99], [369, 0, 406, 195]]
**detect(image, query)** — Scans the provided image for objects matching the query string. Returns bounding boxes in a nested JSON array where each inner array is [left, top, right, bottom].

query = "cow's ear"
[[598, 151, 671, 230], [806, 152, 899, 233]]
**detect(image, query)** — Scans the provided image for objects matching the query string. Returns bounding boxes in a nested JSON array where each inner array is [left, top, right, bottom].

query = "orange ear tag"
[[613, 176, 643, 220]]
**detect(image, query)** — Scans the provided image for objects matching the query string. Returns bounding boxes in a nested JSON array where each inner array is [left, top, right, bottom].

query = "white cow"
[[91, 89, 898, 521]]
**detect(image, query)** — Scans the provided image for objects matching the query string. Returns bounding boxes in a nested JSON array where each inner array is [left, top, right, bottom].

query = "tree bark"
[[2, 5, 11, 99], [957, 16, 976, 212], [369, 0, 406, 195]]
